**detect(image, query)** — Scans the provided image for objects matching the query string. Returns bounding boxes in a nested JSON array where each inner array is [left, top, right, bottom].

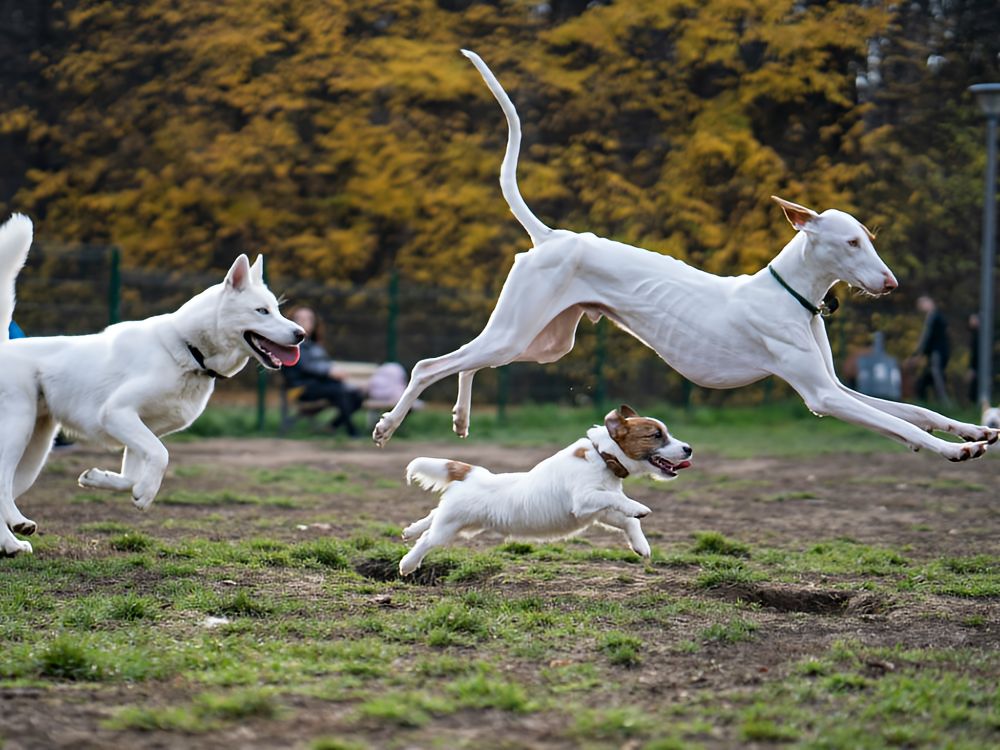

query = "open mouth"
[[244, 331, 300, 370], [648, 455, 691, 478]]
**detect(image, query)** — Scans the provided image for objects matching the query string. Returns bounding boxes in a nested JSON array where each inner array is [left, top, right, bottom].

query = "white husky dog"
[[399, 405, 692, 575], [0, 214, 304, 556]]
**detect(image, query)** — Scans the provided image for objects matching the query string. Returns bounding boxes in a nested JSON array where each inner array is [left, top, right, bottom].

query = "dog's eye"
[[652, 429, 662, 439], [256, 307, 270, 315], [847, 238, 860, 248]]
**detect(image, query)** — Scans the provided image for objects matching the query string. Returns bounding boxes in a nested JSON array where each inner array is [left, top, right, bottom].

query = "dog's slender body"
[[399, 406, 691, 575], [373, 51, 997, 460], [0, 214, 304, 556]]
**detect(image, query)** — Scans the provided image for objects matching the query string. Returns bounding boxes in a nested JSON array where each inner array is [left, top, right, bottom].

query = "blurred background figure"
[[965, 313, 980, 405], [285, 306, 365, 437], [908, 295, 950, 405], [8, 320, 25, 339]]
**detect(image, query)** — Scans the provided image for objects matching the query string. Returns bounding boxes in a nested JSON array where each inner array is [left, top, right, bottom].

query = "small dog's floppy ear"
[[618, 404, 638, 419], [250, 254, 264, 284], [225, 254, 252, 292], [771, 196, 819, 233], [604, 408, 628, 440]]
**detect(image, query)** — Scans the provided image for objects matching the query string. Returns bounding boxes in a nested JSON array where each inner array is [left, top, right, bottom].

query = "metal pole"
[[977, 114, 997, 407], [108, 246, 121, 325]]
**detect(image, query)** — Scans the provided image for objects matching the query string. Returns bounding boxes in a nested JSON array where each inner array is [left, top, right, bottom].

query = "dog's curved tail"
[[406, 457, 477, 493], [0, 214, 33, 343], [462, 49, 552, 247]]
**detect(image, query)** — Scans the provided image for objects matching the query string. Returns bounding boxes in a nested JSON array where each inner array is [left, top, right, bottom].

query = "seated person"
[[285, 306, 365, 436]]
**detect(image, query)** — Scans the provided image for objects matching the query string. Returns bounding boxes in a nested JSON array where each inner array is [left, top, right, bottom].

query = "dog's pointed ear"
[[618, 404, 638, 419], [772, 196, 819, 233], [604, 408, 628, 440], [225, 254, 252, 292], [250, 254, 264, 284]]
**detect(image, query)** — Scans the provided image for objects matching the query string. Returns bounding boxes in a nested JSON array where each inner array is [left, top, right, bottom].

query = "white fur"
[[398, 418, 691, 576], [372, 50, 998, 462], [0, 215, 304, 556]]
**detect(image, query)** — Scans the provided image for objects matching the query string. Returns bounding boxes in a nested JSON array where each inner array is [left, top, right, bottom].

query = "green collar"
[[768, 266, 838, 317]]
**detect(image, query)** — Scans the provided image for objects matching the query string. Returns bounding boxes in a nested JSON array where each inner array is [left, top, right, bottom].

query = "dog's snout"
[[292, 328, 306, 344], [682, 444, 693, 458], [882, 273, 898, 293]]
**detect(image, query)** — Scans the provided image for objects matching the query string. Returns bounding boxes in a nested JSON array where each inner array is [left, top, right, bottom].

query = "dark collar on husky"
[[591, 440, 630, 479], [187, 344, 227, 379]]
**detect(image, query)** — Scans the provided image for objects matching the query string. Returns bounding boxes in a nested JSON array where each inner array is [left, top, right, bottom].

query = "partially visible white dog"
[[398, 405, 692, 575], [982, 404, 1000, 431], [0, 214, 305, 556]]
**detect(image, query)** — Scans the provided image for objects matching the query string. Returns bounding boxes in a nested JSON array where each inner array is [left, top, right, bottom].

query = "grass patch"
[[691, 531, 751, 558], [109, 532, 153, 552], [699, 617, 758, 644], [598, 631, 643, 667]]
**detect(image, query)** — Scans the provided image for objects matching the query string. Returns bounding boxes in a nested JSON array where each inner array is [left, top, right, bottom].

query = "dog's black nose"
[[293, 329, 305, 344], [682, 444, 693, 457]]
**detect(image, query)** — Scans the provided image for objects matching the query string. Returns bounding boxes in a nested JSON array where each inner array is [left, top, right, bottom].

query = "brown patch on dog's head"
[[446, 461, 473, 482], [604, 404, 669, 460], [861, 223, 877, 242], [573, 447, 588, 459]]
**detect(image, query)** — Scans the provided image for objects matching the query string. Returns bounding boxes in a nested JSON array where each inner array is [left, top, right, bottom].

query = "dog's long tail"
[[406, 457, 478, 493], [0, 214, 33, 344], [462, 49, 552, 247]]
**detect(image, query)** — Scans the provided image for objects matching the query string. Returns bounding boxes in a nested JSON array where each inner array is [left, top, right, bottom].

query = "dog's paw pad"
[[12, 520, 36, 536]]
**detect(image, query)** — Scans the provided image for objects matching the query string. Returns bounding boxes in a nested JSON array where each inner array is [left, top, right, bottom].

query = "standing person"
[[285, 306, 365, 437], [909, 295, 950, 404], [966, 313, 980, 405]]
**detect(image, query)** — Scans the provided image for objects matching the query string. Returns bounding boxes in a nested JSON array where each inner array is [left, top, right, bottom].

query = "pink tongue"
[[274, 343, 300, 366], [258, 337, 300, 366], [675, 460, 692, 470]]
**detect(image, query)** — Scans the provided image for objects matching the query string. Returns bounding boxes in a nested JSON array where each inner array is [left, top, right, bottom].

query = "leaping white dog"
[[0, 214, 304, 556], [373, 50, 998, 460]]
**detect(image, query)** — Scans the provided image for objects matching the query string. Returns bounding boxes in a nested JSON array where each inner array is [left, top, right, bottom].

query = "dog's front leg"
[[99, 410, 169, 509], [780, 352, 988, 461], [572, 490, 651, 520], [79, 447, 137, 493], [597, 510, 651, 557], [810, 319, 998, 444]]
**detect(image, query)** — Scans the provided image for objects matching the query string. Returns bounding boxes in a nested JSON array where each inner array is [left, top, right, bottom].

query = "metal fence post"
[[387, 268, 399, 362], [108, 246, 121, 325]]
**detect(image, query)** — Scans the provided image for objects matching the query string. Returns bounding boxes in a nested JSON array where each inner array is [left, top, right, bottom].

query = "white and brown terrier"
[[398, 405, 692, 575]]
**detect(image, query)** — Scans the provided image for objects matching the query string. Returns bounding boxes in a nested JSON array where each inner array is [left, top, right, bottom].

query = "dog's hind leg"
[[8, 415, 59, 536], [0, 407, 36, 556], [374, 267, 580, 446], [810, 319, 998, 444], [399, 518, 462, 576], [402, 509, 436, 541], [452, 307, 584, 438], [597, 510, 651, 558], [452, 371, 478, 438]]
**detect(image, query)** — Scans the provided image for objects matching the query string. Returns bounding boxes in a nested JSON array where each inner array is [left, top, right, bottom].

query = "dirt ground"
[[2, 437, 998, 749]]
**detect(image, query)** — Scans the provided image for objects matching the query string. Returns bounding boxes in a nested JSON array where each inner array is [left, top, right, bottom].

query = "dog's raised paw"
[[948, 441, 988, 462], [11, 520, 36, 536], [372, 417, 395, 447]]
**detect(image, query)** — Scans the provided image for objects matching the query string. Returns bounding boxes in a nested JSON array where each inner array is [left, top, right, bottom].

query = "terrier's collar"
[[591, 440, 629, 479], [187, 344, 227, 379]]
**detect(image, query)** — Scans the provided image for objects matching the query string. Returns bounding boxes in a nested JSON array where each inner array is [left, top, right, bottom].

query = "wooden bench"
[[278, 361, 418, 435]]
